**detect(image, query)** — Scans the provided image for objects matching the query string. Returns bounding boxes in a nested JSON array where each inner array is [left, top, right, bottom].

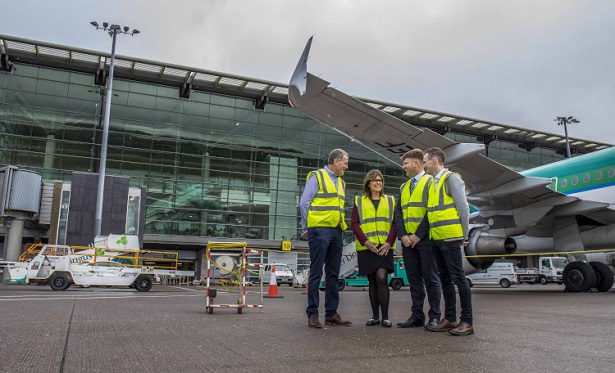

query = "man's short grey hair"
[[328, 149, 348, 165]]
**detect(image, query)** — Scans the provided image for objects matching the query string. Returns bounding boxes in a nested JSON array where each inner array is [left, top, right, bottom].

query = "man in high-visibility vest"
[[423, 147, 473, 336], [300, 148, 352, 328], [394, 149, 442, 330]]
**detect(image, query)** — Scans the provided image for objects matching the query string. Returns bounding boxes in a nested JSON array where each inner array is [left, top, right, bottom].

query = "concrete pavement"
[[0, 283, 614, 372]]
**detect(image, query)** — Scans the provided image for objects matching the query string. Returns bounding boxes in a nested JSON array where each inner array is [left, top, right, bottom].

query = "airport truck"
[[3, 235, 178, 291], [320, 258, 409, 291], [516, 256, 567, 285]]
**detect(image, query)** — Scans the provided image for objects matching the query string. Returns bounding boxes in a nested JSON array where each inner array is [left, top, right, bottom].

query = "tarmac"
[[0, 283, 614, 373]]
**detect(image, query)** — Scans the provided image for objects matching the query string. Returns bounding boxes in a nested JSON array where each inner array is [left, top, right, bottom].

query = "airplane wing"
[[288, 37, 562, 213]]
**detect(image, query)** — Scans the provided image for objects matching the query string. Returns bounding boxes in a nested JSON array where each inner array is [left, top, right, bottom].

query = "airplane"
[[288, 37, 615, 293]]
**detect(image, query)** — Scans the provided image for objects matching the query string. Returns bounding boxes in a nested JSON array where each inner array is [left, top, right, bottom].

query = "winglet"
[[288, 36, 313, 106]]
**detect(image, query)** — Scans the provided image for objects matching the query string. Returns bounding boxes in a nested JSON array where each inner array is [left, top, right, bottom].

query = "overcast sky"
[[3, 0, 615, 144]]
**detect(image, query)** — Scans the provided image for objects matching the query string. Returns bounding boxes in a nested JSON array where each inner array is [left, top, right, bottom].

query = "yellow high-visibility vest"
[[400, 174, 431, 234], [427, 171, 464, 240], [306, 169, 348, 230], [355, 194, 396, 251]]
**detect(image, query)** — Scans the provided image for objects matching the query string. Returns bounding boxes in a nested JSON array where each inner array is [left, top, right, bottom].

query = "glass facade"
[[1, 64, 405, 245]]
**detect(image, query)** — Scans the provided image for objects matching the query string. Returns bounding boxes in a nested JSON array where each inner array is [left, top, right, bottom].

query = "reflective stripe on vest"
[[427, 171, 463, 240], [307, 169, 348, 230], [355, 194, 396, 251], [400, 174, 431, 234]]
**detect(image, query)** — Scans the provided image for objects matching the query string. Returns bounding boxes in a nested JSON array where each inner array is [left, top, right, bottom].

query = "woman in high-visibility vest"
[[351, 169, 397, 327]]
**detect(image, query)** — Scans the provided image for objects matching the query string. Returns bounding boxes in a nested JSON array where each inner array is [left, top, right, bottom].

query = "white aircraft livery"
[[288, 37, 615, 293]]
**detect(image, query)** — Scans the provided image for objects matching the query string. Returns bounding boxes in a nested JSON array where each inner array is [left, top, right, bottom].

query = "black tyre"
[[134, 276, 153, 292], [589, 262, 614, 292], [539, 276, 548, 285], [337, 279, 346, 291], [466, 278, 473, 287], [499, 278, 511, 288], [390, 278, 403, 291], [563, 262, 597, 293], [50, 274, 71, 291]]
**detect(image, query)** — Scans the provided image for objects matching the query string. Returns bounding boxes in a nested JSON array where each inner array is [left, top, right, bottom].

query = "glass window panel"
[[183, 101, 209, 116], [210, 104, 234, 119], [125, 106, 155, 122], [233, 122, 255, 136], [156, 110, 181, 125], [208, 117, 235, 132], [259, 112, 282, 126], [36, 80, 69, 97], [34, 94, 67, 111], [113, 79, 130, 92], [156, 97, 181, 112], [181, 114, 208, 130], [255, 123, 281, 139], [190, 91, 211, 104], [6, 76, 38, 93], [211, 95, 234, 107], [234, 108, 258, 123], [3, 91, 36, 106], [125, 120, 154, 136], [66, 97, 98, 116], [39, 69, 70, 83], [153, 124, 180, 139], [129, 81, 156, 95], [266, 103, 283, 114], [122, 148, 151, 164], [157, 86, 178, 98], [152, 138, 178, 153], [124, 134, 152, 150], [69, 72, 93, 85], [127, 92, 156, 109]]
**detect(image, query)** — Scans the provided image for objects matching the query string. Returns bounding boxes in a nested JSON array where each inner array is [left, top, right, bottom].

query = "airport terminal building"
[[1, 34, 611, 277]]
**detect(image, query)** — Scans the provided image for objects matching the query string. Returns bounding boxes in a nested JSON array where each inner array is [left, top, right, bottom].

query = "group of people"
[[300, 147, 474, 336]]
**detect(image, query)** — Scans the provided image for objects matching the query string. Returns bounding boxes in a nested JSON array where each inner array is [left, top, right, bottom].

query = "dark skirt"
[[357, 247, 395, 276]]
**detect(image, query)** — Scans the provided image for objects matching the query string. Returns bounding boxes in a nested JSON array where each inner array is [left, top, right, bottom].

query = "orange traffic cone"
[[264, 265, 284, 298]]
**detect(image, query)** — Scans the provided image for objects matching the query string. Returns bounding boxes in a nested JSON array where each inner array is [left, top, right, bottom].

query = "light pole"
[[90, 21, 140, 237], [555, 116, 580, 159]]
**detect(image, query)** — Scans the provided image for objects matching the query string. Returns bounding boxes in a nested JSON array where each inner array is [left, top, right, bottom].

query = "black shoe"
[[425, 318, 439, 329], [397, 316, 425, 328], [366, 318, 380, 326]]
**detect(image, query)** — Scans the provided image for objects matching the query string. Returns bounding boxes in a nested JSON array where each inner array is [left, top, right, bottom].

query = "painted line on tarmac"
[[0, 293, 203, 302]]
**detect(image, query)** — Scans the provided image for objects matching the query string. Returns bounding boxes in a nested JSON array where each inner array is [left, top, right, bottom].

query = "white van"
[[261, 263, 295, 286], [466, 262, 519, 288]]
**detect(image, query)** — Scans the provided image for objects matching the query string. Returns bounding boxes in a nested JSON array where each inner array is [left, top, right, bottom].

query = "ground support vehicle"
[[259, 263, 295, 286], [12, 242, 177, 291], [466, 262, 519, 288], [205, 242, 264, 314], [320, 258, 409, 291], [517, 257, 567, 285]]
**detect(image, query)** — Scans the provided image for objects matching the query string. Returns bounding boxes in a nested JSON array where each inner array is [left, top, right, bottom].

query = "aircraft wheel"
[[589, 262, 614, 292], [563, 262, 597, 293]]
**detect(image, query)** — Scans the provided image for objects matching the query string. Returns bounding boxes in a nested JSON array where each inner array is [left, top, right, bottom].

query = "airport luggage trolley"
[[205, 241, 264, 314]]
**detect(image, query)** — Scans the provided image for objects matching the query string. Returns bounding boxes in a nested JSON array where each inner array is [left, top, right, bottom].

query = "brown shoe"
[[425, 318, 457, 332], [324, 313, 352, 326], [448, 322, 474, 336], [308, 316, 322, 328]]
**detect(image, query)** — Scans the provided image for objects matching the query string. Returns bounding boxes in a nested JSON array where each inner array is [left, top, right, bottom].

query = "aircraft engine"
[[463, 228, 517, 272]]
